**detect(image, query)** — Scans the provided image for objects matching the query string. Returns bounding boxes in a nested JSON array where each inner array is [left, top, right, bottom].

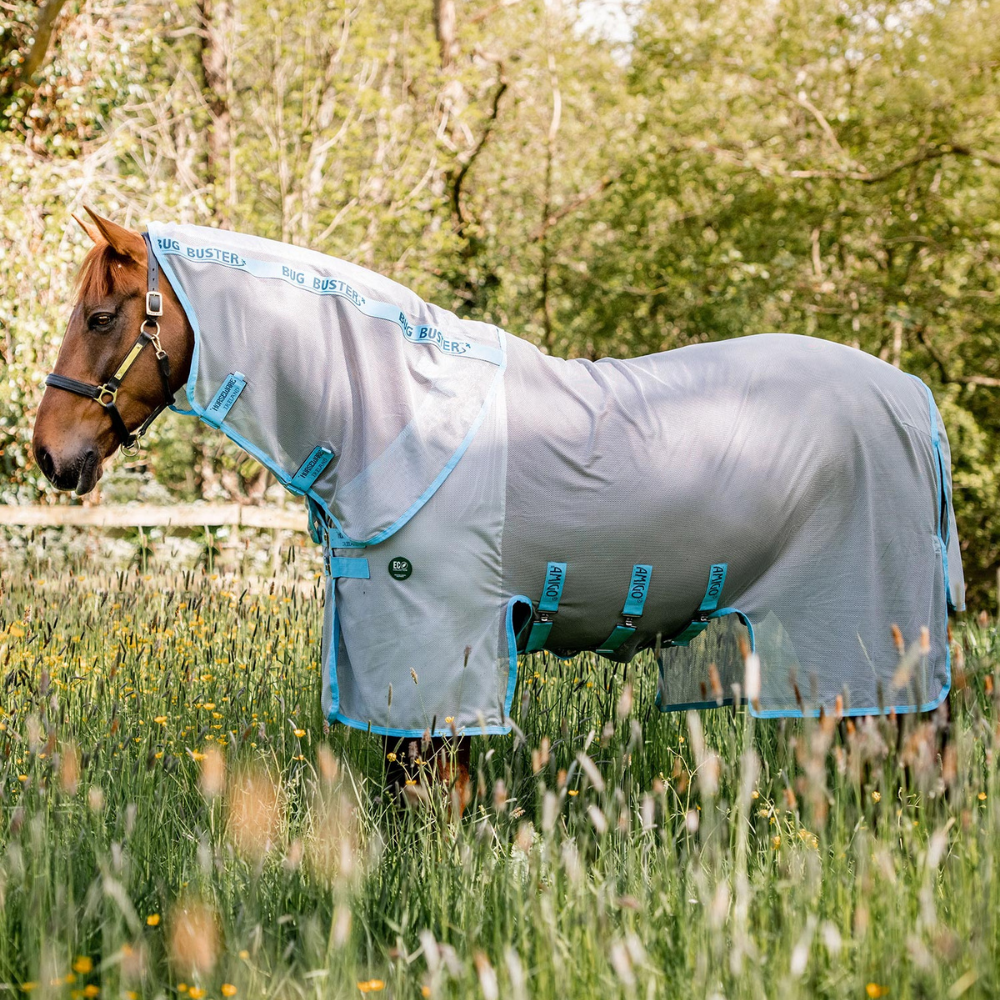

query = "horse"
[[32, 209, 965, 806]]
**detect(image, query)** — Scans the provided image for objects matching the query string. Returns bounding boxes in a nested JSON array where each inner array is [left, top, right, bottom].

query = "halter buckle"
[[145, 291, 163, 317], [97, 385, 118, 408]]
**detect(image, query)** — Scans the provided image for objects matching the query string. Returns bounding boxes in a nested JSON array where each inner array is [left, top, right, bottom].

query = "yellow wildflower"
[[146, 913, 161, 926], [154, 716, 168, 725], [979, 792, 987, 801], [83, 987, 99, 999], [386, 752, 397, 762], [222, 986, 237, 997], [357, 982, 385, 994], [238, 950, 250, 960], [72, 958, 93, 974], [293, 729, 306, 738], [865, 986, 889, 999], [872, 791, 881, 803], [188, 988, 206, 999]]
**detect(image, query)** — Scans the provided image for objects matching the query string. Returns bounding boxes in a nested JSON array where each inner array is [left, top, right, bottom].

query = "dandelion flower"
[[72, 958, 93, 975]]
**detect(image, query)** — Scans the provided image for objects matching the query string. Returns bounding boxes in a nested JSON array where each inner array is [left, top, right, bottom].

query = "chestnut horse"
[[31, 209, 469, 809]]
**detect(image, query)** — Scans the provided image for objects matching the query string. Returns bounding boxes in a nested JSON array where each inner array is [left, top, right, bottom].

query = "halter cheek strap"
[[45, 233, 176, 452]]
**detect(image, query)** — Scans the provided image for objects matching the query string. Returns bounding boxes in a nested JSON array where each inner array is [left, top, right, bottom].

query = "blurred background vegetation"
[[1, 0, 998, 605]]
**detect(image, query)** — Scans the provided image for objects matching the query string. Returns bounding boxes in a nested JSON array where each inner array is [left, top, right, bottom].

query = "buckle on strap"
[[145, 290, 163, 317], [596, 564, 653, 654], [668, 563, 728, 647]]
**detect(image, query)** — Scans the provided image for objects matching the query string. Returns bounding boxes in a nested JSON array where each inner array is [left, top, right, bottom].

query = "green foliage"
[[0, 558, 997, 997], [1, 0, 998, 602]]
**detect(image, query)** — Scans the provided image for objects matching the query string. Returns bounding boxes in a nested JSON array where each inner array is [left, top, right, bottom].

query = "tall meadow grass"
[[0, 544, 996, 999]]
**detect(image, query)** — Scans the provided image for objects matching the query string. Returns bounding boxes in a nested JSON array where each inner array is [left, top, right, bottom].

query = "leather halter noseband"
[[45, 233, 175, 454]]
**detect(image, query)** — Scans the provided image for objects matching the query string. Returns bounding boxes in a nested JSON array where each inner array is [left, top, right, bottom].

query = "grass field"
[[0, 551, 997, 1000]]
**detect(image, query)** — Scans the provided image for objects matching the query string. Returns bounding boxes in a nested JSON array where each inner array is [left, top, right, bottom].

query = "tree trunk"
[[197, 0, 232, 222], [433, 0, 458, 68]]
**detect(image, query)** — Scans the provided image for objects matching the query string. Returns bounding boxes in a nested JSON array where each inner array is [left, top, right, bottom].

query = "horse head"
[[31, 209, 194, 494]]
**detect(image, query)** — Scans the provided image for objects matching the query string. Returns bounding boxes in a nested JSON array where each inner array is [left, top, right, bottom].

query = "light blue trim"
[[328, 557, 370, 579], [204, 372, 246, 426], [622, 564, 653, 617], [288, 446, 335, 495], [504, 595, 532, 717], [329, 716, 516, 738], [151, 235, 508, 549], [154, 235, 503, 366]]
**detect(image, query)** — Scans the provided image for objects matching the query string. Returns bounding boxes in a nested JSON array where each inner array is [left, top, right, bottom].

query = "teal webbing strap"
[[597, 564, 653, 654], [525, 562, 566, 652], [205, 372, 246, 426], [328, 557, 370, 579], [288, 446, 335, 495], [671, 563, 728, 646]]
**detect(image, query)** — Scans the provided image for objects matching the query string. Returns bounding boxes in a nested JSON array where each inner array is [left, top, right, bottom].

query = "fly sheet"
[[150, 222, 965, 737]]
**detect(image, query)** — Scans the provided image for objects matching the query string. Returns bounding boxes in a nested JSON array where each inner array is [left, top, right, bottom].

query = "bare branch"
[[450, 74, 507, 234], [18, 0, 69, 86], [529, 171, 620, 243], [787, 144, 1000, 183]]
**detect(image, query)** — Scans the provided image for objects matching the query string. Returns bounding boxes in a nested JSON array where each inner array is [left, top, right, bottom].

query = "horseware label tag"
[[388, 557, 412, 581], [205, 372, 246, 425], [289, 446, 334, 494]]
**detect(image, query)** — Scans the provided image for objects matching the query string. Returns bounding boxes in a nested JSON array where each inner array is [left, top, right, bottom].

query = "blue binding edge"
[[151, 227, 507, 549], [325, 593, 530, 738], [751, 377, 952, 720]]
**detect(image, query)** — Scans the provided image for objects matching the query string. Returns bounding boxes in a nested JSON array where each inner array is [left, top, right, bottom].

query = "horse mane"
[[76, 241, 141, 302]]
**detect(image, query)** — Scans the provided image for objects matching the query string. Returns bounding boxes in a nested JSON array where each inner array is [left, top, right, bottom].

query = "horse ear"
[[83, 206, 145, 263], [72, 213, 101, 244]]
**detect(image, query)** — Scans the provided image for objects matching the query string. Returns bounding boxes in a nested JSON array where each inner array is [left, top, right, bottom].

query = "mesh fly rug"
[[149, 222, 965, 737]]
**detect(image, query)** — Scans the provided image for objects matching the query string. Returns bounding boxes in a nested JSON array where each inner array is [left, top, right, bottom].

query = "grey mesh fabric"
[[150, 222, 964, 736]]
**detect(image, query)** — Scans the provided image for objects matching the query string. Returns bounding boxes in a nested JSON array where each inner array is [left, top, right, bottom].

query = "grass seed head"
[[198, 746, 225, 799], [226, 767, 283, 862], [168, 899, 219, 977]]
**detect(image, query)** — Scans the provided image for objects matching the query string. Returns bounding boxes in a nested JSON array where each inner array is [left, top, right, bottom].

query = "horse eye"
[[88, 312, 115, 330]]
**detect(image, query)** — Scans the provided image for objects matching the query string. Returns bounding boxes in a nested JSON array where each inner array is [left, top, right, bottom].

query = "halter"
[[45, 233, 175, 455]]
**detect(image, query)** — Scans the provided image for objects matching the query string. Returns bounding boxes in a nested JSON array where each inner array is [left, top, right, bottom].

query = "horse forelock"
[[75, 241, 141, 305]]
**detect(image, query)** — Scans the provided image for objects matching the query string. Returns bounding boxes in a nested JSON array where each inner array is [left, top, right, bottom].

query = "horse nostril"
[[36, 445, 55, 482]]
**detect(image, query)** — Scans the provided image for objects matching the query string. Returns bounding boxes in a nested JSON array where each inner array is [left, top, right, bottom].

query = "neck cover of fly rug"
[[150, 222, 965, 737]]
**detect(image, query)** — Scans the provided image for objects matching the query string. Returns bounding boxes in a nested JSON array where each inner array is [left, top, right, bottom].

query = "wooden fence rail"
[[0, 504, 309, 532]]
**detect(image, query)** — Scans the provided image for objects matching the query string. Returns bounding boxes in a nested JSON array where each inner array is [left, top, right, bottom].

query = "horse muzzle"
[[33, 440, 104, 495]]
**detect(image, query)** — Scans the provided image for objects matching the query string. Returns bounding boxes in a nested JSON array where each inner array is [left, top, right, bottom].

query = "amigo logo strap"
[[669, 563, 729, 647], [524, 561, 567, 653], [597, 564, 653, 655]]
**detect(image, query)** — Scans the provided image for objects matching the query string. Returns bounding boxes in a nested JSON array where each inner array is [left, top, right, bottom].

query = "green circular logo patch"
[[388, 556, 412, 581]]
